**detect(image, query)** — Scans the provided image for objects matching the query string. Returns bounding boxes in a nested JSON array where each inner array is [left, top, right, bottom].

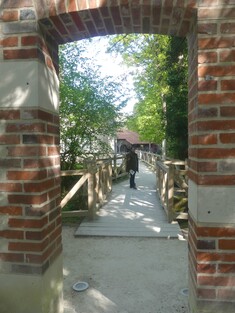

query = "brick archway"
[[37, 2, 196, 42], [1, 1, 235, 313]]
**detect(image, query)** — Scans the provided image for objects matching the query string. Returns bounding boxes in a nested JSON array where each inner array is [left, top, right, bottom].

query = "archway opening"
[[56, 31, 191, 310]]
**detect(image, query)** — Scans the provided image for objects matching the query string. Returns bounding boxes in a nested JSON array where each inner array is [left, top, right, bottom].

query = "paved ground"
[[62, 229, 188, 313], [62, 161, 189, 313]]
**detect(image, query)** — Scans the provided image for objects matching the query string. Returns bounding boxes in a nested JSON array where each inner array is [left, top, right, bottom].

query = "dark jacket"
[[126, 150, 139, 172]]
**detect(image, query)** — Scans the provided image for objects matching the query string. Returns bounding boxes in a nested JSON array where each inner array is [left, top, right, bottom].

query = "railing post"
[[100, 164, 104, 202], [85, 159, 97, 220], [167, 163, 174, 223], [95, 164, 101, 205], [108, 158, 112, 192], [113, 154, 117, 180], [156, 161, 160, 193]]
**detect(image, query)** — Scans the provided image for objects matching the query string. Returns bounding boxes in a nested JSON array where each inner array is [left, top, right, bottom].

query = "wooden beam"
[[61, 173, 89, 209], [61, 169, 86, 176], [62, 210, 88, 217]]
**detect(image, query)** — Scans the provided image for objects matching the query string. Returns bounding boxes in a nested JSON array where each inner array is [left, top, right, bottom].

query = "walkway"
[[75, 161, 182, 239]]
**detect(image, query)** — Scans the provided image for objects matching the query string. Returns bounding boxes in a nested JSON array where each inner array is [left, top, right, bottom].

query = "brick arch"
[[37, 2, 197, 43], [33, 2, 198, 73], [1, 1, 235, 313]]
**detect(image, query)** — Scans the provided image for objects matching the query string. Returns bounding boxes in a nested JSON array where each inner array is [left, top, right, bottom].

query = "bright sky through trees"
[[78, 36, 137, 114]]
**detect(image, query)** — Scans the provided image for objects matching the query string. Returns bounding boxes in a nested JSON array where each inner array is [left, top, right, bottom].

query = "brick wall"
[[189, 216, 235, 310], [187, 2, 235, 312], [2, 1, 235, 313], [1, 1, 58, 72], [188, 4, 235, 186], [36, 0, 196, 41], [0, 108, 61, 275]]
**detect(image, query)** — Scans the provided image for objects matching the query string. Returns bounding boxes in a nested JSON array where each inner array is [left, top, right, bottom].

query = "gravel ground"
[[62, 226, 189, 313]]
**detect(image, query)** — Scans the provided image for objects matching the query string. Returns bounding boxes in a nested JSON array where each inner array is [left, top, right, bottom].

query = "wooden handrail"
[[61, 155, 128, 220], [61, 172, 89, 209], [61, 151, 188, 223], [155, 161, 175, 222], [61, 169, 86, 176], [138, 151, 188, 223]]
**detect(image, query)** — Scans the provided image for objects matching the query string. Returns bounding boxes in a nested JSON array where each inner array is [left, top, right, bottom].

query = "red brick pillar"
[[188, 3, 235, 313], [0, 3, 63, 313]]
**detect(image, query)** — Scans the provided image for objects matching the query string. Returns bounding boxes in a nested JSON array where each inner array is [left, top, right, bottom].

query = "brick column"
[[0, 3, 63, 313], [188, 3, 235, 313]]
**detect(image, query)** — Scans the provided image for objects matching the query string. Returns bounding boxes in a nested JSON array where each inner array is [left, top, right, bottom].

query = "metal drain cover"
[[72, 281, 89, 292]]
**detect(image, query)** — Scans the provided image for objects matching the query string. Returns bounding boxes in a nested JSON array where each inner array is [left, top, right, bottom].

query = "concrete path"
[[63, 228, 189, 313], [75, 161, 182, 239], [64, 162, 188, 313]]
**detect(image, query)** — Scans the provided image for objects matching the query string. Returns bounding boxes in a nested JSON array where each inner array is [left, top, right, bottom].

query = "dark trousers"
[[130, 171, 136, 188]]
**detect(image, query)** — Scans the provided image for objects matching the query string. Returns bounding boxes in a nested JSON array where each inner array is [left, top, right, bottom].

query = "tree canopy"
[[59, 39, 129, 170], [59, 34, 189, 168], [108, 34, 188, 159]]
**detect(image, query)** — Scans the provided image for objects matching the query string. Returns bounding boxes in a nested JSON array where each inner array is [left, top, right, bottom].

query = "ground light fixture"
[[180, 288, 188, 296], [72, 281, 89, 292]]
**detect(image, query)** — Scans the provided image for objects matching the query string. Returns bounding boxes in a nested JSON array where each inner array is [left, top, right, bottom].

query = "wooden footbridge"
[[74, 161, 182, 238], [61, 152, 188, 239]]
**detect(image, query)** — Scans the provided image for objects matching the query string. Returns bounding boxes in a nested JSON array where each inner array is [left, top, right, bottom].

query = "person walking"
[[126, 146, 139, 189]]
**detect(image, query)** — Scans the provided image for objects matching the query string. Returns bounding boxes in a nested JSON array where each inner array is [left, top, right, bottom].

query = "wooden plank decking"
[[75, 161, 183, 239]]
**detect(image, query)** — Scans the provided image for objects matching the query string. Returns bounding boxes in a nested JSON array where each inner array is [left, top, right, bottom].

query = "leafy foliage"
[[59, 40, 128, 170], [163, 37, 188, 159], [108, 34, 188, 159]]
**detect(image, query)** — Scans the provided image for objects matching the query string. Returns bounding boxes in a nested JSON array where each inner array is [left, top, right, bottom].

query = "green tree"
[[164, 37, 188, 159], [108, 35, 168, 143], [108, 34, 188, 159], [59, 40, 128, 170]]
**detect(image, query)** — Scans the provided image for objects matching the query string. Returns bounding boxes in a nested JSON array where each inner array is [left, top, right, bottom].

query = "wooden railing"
[[61, 169, 91, 218], [112, 154, 128, 180], [61, 155, 127, 220], [138, 150, 161, 169], [61, 151, 188, 223], [156, 160, 188, 222], [138, 151, 188, 223]]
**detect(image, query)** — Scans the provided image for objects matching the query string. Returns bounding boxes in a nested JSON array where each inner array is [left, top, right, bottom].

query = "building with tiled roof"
[[116, 129, 159, 153]]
